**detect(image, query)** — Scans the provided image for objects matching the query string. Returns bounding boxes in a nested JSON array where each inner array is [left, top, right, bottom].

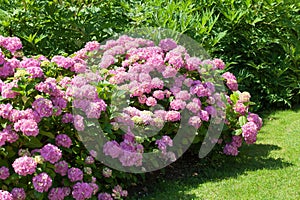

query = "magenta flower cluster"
[[0, 34, 262, 199]]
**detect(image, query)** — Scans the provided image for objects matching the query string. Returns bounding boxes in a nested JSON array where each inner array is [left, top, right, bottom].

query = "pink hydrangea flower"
[[14, 119, 39, 137], [165, 111, 181, 122], [112, 185, 128, 199], [233, 101, 248, 115], [0, 36, 22, 54], [85, 156, 94, 165], [12, 156, 37, 176], [0, 166, 10, 180], [20, 57, 40, 68], [55, 134, 72, 148], [155, 136, 173, 151], [62, 113, 74, 123], [32, 98, 53, 117], [103, 141, 121, 159], [11, 188, 26, 200], [68, 167, 83, 182], [186, 57, 201, 71], [247, 113, 263, 130], [153, 90, 165, 100], [48, 187, 71, 200], [222, 72, 238, 91], [0, 125, 18, 145], [162, 66, 177, 78], [0, 51, 5, 65], [73, 115, 85, 131], [1, 81, 19, 99], [213, 58, 225, 70], [100, 55, 115, 69], [54, 160, 69, 176], [0, 103, 13, 119], [242, 122, 258, 144], [200, 110, 209, 121], [98, 193, 113, 200], [170, 99, 186, 110], [40, 144, 62, 164], [51, 56, 75, 69], [0, 190, 13, 200], [84, 41, 100, 51], [72, 182, 93, 200], [188, 116, 202, 129], [159, 38, 177, 52], [223, 143, 238, 156], [32, 172, 52, 192], [146, 97, 157, 107]]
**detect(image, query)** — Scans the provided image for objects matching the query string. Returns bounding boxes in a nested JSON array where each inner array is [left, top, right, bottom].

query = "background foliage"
[[0, 0, 299, 111]]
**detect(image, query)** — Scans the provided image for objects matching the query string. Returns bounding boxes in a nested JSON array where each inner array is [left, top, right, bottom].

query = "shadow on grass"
[[128, 143, 292, 199]]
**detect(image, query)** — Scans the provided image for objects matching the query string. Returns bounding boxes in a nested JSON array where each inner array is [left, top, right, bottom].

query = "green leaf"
[[23, 136, 43, 148], [230, 92, 239, 104], [39, 130, 55, 139], [232, 129, 243, 135], [238, 116, 247, 127], [34, 191, 45, 200]]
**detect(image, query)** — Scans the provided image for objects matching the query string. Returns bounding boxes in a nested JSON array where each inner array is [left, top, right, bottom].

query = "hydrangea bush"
[[0, 34, 262, 199]]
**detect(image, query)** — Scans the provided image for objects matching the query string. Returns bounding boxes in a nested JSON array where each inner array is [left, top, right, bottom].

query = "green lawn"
[[130, 107, 300, 200]]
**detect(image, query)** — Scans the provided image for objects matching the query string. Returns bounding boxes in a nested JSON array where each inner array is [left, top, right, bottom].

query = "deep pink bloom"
[[20, 58, 40, 68], [54, 160, 69, 176], [0, 36, 22, 54], [40, 144, 62, 164], [14, 119, 39, 137], [11, 188, 26, 200], [146, 97, 157, 107], [72, 182, 93, 200], [159, 38, 177, 52], [170, 99, 186, 110], [222, 72, 238, 91], [213, 58, 225, 70], [0, 190, 13, 200], [32, 98, 53, 117], [103, 141, 121, 159], [233, 101, 248, 115], [48, 187, 70, 200], [62, 113, 74, 123], [68, 167, 83, 182], [32, 172, 52, 192], [165, 111, 181, 122], [242, 122, 258, 144], [73, 115, 85, 131], [223, 143, 238, 156], [12, 156, 37, 176], [85, 41, 100, 51], [51, 56, 75, 69], [55, 134, 72, 148], [98, 193, 113, 200], [247, 113, 263, 130], [0, 166, 10, 180], [188, 116, 202, 129]]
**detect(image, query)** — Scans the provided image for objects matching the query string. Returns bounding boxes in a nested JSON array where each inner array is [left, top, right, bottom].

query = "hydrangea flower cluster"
[[0, 34, 262, 198], [32, 172, 53, 192]]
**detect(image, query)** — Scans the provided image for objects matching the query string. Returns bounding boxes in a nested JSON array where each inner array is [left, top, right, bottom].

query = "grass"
[[129, 107, 300, 200]]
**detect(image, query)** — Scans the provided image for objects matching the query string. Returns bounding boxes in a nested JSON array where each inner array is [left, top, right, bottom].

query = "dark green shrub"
[[0, 0, 130, 56]]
